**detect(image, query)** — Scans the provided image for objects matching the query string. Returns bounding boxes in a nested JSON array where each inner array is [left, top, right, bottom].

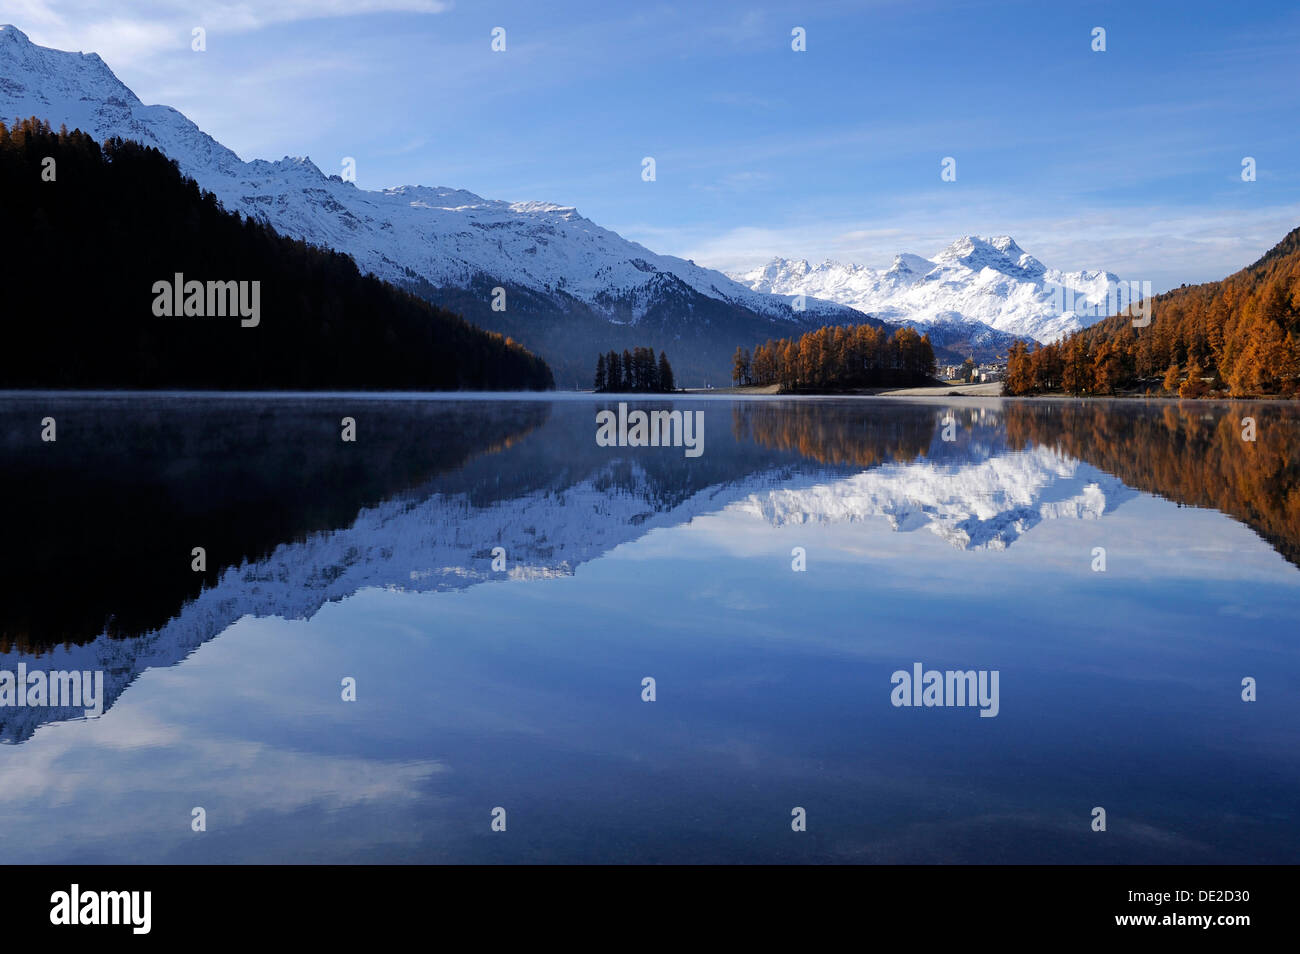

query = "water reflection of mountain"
[[740, 445, 1137, 550], [1005, 401, 1300, 568], [735, 402, 1138, 549], [2, 396, 1297, 741], [745, 400, 1300, 560]]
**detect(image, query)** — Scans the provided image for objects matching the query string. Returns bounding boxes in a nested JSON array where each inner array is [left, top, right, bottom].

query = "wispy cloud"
[[3, 0, 449, 63]]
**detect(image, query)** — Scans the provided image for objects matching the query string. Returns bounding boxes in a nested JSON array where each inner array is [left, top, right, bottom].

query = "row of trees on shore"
[[593, 347, 676, 392], [1004, 318, 1300, 398], [733, 324, 936, 390], [1004, 338, 1130, 396]]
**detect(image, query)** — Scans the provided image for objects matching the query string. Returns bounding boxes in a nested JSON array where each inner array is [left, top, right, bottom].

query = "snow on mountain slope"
[[733, 235, 1133, 344], [0, 24, 852, 330]]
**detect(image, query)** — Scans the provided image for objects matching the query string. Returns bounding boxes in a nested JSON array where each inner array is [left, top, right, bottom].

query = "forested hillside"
[[1005, 227, 1300, 397], [0, 118, 553, 390]]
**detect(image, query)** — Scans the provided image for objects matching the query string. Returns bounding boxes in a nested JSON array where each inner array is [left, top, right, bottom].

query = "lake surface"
[[0, 393, 1296, 863]]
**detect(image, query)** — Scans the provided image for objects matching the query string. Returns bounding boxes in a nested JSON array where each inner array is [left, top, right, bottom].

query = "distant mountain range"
[[731, 235, 1128, 349], [0, 24, 892, 386]]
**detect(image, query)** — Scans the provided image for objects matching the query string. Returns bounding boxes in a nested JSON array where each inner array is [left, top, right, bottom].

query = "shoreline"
[[680, 381, 1004, 397]]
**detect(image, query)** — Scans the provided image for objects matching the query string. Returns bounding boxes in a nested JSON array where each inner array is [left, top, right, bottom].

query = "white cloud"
[[1, 0, 449, 63]]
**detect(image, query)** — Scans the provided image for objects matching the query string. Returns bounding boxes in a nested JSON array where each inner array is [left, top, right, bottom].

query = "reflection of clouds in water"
[[0, 702, 444, 861]]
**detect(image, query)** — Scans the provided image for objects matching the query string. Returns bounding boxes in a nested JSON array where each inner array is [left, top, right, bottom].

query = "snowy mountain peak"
[[989, 235, 1022, 255], [276, 155, 324, 177], [885, 253, 933, 283], [934, 235, 1033, 276], [510, 200, 580, 218], [732, 235, 1136, 345], [386, 185, 494, 210], [934, 234, 986, 262], [0, 23, 133, 101]]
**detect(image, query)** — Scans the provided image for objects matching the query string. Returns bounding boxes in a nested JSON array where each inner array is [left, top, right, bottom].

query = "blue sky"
[[7, 0, 1300, 290]]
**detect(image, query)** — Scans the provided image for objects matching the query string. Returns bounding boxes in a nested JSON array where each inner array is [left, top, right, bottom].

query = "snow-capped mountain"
[[732, 235, 1129, 346], [0, 24, 868, 384]]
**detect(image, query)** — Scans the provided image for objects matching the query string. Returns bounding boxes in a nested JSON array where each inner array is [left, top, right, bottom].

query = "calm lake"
[[0, 393, 1296, 863]]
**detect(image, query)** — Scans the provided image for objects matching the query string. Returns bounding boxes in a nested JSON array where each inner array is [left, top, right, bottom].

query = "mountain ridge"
[[731, 234, 1130, 348]]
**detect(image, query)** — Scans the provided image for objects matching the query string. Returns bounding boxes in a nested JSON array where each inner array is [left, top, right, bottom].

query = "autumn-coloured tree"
[[1062, 337, 1092, 395], [1179, 355, 1208, 398], [750, 341, 776, 386], [1091, 340, 1123, 395], [732, 346, 752, 386], [1004, 342, 1033, 394], [1033, 342, 1064, 392]]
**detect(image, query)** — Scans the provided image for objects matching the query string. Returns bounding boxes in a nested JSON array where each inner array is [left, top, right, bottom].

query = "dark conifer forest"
[[593, 346, 676, 392], [0, 119, 554, 390]]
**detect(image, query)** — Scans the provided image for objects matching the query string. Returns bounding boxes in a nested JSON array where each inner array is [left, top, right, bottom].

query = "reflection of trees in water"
[[7, 397, 1298, 653], [0, 400, 549, 652], [740, 398, 1300, 571], [733, 401, 936, 468], [1005, 402, 1300, 568]]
